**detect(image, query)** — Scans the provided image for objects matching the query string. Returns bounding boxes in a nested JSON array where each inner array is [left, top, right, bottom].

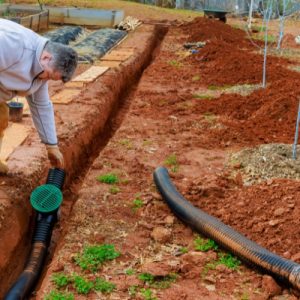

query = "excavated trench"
[[0, 24, 168, 297]]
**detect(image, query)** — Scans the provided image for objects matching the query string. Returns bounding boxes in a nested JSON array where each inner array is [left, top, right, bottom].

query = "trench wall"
[[0, 24, 161, 297]]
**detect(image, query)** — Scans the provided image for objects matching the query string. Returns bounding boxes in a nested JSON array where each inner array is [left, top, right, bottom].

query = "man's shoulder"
[[0, 30, 25, 71]]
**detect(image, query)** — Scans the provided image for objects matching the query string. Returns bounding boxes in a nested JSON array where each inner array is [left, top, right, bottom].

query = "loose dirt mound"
[[229, 143, 300, 185]]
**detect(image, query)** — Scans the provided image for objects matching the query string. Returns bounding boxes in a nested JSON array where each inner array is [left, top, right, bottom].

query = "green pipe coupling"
[[30, 184, 63, 213]]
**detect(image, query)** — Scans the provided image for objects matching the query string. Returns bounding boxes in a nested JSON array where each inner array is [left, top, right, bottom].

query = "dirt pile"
[[180, 17, 297, 85]]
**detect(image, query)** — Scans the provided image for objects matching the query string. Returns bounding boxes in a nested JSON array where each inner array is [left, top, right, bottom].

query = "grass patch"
[[194, 237, 218, 252], [202, 252, 241, 277], [50, 272, 116, 296], [251, 25, 266, 32], [141, 288, 157, 300], [109, 185, 121, 194], [192, 94, 214, 100], [51, 272, 71, 288], [180, 247, 188, 254], [218, 253, 241, 270], [125, 268, 136, 275], [132, 198, 144, 211], [251, 33, 277, 43], [75, 244, 120, 272], [96, 173, 119, 184], [94, 278, 116, 293], [73, 275, 94, 295], [164, 154, 179, 172], [128, 285, 139, 297], [44, 290, 74, 300], [138, 273, 177, 289]]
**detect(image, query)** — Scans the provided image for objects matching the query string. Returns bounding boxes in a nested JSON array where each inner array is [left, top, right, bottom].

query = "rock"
[[204, 275, 216, 284], [151, 192, 162, 200], [291, 252, 300, 262], [180, 251, 206, 266], [164, 215, 175, 225], [140, 262, 172, 277], [261, 275, 282, 296], [204, 284, 216, 292], [151, 227, 171, 243], [283, 251, 291, 259], [269, 219, 280, 226], [273, 207, 285, 217]]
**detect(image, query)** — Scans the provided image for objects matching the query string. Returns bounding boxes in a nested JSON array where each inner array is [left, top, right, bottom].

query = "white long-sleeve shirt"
[[0, 18, 57, 145]]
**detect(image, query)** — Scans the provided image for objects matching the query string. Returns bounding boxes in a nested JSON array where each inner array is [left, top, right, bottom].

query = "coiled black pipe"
[[153, 167, 300, 290], [4, 168, 65, 300]]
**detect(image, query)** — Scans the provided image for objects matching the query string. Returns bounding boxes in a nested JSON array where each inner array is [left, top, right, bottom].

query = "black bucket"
[[8, 101, 24, 122]]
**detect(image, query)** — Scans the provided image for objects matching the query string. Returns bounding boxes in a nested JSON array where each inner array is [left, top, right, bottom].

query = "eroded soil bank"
[[0, 24, 162, 297], [36, 18, 300, 300]]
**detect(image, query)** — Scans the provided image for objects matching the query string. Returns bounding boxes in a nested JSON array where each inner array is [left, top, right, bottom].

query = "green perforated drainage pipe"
[[153, 166, 300, 290], [5, 168, 65, 300]]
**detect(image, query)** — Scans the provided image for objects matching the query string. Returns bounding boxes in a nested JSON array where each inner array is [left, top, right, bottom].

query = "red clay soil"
[[36, 18, 300, 300]]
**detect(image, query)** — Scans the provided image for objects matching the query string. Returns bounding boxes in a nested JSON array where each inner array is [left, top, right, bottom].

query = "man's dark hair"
[[44, 41, 78, 83]]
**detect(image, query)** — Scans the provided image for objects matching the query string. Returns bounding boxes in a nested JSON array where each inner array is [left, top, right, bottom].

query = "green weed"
[[44, 290, 74, 300], [94, 278, 116, 293], [119, 139, 133, 149], [251, 25, 266, 32], [158, 99, 168, 107], [75, 244, 120, 272], [251, 33, 277, 43], [109, 185, 120, 194], [180, 247, 188, 254], [128, 285, 139, 297], [202, 252, 241, 277], [139, 273, 154, 284], [240, 292, 250, 300], [164, 154, 179, 172], [138, 273, 177, 289], [132, 198, 144, 211], [96, 173, 119, 184], [73, 275, 94, 295], [51, 272, 71, 288], [218, 253, 241, 270], [194, 237, 218, 252], [208, 84, 231, 91], [142, 139, 152, 146], [192, 94, 213, 100], [140, 288, 157, 300], [203, 112, 216, 123], [168, 60, 183, 68], [192, 75, 200, 81], [125, 268, 136, 275]]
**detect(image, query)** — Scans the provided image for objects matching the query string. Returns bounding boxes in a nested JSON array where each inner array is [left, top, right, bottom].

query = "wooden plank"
[[95, 60, 121, 68], [0, 123, 31, 161], [101, 50, 133, 62], [64, 81, 85, 89], [72, 66, 109, 83], [52, 89, 81, 104]]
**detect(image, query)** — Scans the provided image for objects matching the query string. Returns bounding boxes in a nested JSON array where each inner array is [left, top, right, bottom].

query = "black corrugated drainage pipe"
[[4, 168, 65, 300], [153, 166, 300, 290]]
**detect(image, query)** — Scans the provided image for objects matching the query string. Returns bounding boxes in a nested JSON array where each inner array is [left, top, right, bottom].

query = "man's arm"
[[26, 82, 64, 168], [26, 82, 57, 145]]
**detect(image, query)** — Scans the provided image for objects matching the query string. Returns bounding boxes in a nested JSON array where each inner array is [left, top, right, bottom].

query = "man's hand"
[[46, 144, 64, 169]]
